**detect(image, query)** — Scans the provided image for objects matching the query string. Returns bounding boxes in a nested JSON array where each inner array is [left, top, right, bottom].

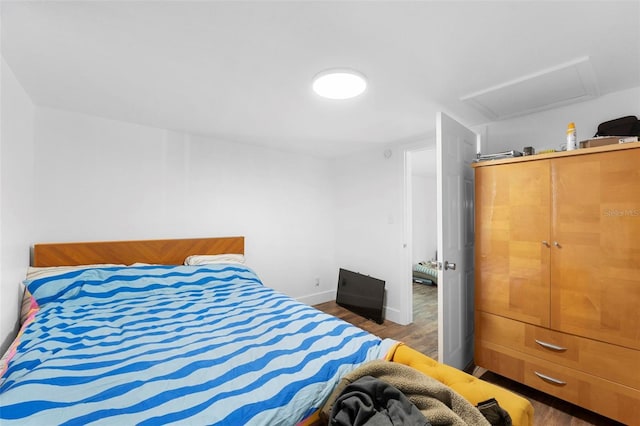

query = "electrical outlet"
[[314, 278, 320, 287]]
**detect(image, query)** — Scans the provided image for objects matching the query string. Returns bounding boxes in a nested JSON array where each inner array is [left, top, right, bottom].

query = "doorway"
[[408, 147, 438, 360]]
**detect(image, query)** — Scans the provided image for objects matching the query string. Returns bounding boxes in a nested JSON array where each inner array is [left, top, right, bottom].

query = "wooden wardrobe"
[[472, 142, 640, 425]]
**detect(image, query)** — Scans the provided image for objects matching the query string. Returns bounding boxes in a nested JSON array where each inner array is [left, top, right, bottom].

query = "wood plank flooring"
[[314, 282, 438, 358], [313, 282, 624, 426]]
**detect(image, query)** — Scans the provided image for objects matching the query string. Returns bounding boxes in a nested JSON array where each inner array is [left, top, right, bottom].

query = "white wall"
[[0, 57, 36, 354], [331, 146, 407, 323], [480, 87, 640, 154], [411, 174, 437, 264], [32, 107, 337, 304]]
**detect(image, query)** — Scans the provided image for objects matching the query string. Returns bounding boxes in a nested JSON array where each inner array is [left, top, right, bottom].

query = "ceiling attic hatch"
[[461, 56, 600, 121]]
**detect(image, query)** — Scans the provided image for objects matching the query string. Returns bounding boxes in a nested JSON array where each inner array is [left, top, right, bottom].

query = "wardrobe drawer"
[[523, 356, 640, 426], [476, 311, 640, 389], [475, 340, 640, 425]]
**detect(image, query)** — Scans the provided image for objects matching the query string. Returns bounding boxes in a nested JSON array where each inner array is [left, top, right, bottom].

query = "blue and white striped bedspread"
[[0, 264, 396, 425]]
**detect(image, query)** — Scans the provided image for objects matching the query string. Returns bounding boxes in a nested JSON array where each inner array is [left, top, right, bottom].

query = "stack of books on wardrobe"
[[475, 150, 522, 162]]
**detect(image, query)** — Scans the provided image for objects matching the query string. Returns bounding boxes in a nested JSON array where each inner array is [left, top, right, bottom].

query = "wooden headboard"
[[32, 236, 244, 267]]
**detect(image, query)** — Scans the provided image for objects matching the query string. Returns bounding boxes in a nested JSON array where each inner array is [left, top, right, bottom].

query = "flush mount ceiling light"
[[312, 69, 367, 100]]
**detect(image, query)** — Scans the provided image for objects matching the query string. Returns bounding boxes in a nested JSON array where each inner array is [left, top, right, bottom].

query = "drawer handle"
[[535, 339, 567, 352], [534, 371, 567, 386]]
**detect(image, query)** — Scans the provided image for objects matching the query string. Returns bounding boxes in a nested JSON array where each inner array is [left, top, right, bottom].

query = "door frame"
[[401, 143, 437, 323], [401, 116, 481, 366]]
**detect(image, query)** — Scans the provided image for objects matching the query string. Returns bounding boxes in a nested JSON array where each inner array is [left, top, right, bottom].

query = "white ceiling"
[[2, 1, 639, 158]]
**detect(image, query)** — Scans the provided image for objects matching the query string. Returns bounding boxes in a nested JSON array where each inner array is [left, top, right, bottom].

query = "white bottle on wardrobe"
[[566, 122, 577, 150]]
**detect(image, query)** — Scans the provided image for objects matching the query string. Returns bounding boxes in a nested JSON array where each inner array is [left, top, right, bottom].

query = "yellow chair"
[[391, 344, 534, 426]]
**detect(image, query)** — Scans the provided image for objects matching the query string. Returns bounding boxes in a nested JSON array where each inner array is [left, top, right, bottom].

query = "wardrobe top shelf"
[[472, 141, 640, 168]]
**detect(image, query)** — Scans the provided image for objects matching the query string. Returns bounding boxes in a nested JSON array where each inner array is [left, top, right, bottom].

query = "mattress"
[[414, 262, 438, 278], [413, 262, 438, 284], [0, 264, 396, 425]]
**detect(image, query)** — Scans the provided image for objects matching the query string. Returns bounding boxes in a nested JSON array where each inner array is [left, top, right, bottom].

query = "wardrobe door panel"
[[475, 160, 551, 326], [551, 149, 640, 350]]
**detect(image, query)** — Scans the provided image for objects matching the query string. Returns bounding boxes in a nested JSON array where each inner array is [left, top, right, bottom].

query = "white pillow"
[[184, 254, 245, 266]]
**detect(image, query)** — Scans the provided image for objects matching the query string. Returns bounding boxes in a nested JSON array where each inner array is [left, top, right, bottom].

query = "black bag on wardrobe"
[[594, 115, 640, 137]]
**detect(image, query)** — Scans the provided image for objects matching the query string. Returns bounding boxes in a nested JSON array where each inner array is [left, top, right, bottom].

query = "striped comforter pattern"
[[415, 263, 438, 278], [0, 264, 396, 425]]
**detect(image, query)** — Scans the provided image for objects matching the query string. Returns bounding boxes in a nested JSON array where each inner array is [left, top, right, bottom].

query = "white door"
[[436, 112, 478, 370]]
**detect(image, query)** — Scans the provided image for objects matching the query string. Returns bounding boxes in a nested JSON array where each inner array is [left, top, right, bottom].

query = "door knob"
[[554, 241, 561, 248], [444, 261, 456, 271]]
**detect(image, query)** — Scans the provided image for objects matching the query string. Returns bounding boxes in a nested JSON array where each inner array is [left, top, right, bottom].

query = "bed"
[[413, 261, 438, 285], [0, 237, 533, 425]]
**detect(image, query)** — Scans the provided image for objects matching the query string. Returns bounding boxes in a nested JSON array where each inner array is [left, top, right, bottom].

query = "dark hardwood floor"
[[313, 282, 624, 426], [411, 281, 438, 359], [314, 282, 438, 357]]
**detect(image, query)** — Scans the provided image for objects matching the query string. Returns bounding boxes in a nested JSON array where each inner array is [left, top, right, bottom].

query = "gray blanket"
[[320, 361, 491, 426]]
